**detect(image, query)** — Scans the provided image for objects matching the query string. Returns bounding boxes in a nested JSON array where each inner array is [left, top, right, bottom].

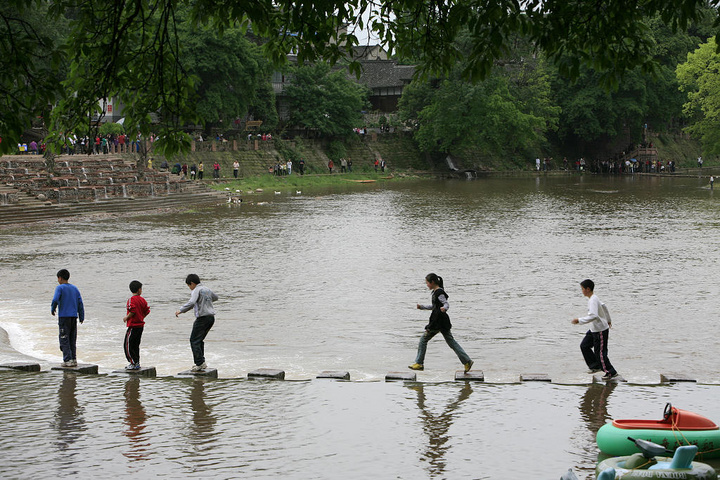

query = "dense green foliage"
[[677, 37, 720, 154], [177, 16, 278, 133], [1, 0, 719, 160], [0, 3, 66, 147], [283, 63, 370, 138]]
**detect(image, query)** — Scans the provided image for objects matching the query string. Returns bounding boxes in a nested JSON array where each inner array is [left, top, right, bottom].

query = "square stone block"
[[0, 362, 41, 372], [316, 371, 350, 380], [112, 366, 157, 377], [385, 372, 417, 381], [248, 368, 285, 380], [660, 373, 696, 383], [455, 370, 484, 382], [51, 363, 98, 374], [520, 373, 551, 382], [592, 373, 627, 383], [177, 368, 218, 378]]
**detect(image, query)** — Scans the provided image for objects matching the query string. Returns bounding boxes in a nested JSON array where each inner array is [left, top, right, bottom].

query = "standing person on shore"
[[571, 279, 619, 381], [175, 274, 218, 372], [328, 159, 334, 173], [51, 269, 85, 367], [198, 161, 204, 180], [123, 280, 150, 370], [233, 160, 239, 179], [408, 273, 474, 373]]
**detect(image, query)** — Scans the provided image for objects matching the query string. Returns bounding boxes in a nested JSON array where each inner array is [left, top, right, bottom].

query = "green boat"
[[596, 403, 720, 460], [596, 440, 717, 480]]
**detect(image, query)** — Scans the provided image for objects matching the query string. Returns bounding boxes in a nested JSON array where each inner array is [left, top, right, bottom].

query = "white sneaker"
[[69, 360, 77, 367], [61, 361, 73, 367], [191, 362, 207, 372]]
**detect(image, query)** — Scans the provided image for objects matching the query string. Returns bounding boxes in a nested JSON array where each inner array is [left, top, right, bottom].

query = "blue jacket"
[[51, 283, 85, 322]]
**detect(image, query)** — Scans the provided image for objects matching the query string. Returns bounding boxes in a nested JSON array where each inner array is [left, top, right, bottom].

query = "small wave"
[[0, 324, 45, 363]]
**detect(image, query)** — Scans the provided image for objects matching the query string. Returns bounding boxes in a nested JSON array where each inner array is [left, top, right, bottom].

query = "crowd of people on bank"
[[535, 155, 680, 174]]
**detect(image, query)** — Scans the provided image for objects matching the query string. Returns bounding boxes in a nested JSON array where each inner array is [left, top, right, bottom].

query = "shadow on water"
[[123, 377, 148, 460], [579, 382, 617, 434], [406, 382, 474, 478], [54, 372, 86, 458], [189, 378, 217, 444]]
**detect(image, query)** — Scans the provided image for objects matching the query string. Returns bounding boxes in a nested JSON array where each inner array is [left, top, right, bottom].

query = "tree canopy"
[[677, 37, 720, 154], [283, 63, 370, 137], [1, 0, 719, 154]]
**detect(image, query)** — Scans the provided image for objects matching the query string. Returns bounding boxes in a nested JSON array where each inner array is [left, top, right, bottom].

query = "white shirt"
[[578, 294, 610, 332]]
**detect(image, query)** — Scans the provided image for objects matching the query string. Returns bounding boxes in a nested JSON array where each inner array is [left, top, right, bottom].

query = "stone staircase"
[[0, 154, 226, 226]]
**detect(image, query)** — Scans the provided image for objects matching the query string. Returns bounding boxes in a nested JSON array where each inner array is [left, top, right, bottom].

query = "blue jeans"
[[58, 317, 77, 362], [190, 315, 215, 366], [414, 329, 471, 365]]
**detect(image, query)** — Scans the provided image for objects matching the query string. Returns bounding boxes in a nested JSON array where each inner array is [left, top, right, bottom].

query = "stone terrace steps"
[[0, 182, 226, 226], [0, 183, 47, 208]]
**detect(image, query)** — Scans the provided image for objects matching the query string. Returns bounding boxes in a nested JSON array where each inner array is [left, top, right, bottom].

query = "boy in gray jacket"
[[175, 274, 218, 371]]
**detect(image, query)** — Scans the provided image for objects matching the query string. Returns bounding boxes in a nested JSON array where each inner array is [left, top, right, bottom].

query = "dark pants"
[[190, 315, 215, 366], [124, 326, 144, 365], [233, 169, 238, 178], [581, 329, 616, 375], [58, 317, 77, 362], [198, 171, 204, 179]]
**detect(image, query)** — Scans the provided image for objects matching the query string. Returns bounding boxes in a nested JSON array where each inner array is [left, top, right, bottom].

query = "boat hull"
[[596, 455, 717, 480], [597, 423, 720, 459]]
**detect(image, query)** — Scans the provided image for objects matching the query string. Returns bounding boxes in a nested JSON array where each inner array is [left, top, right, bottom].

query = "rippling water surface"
[[2, 175, 720, 478]]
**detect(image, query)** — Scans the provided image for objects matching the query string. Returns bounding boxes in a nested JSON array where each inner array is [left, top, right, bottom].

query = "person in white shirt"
[[571, 279, 618, 381]]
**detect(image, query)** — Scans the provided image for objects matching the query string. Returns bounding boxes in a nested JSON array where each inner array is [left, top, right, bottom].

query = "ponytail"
[[425, 273, 444, 289]]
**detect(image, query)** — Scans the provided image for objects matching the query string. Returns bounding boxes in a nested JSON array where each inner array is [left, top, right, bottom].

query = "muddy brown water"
[[1, 175, 719, 478]]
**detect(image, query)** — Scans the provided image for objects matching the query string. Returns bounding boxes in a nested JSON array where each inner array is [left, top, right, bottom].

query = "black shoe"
[[601, 373, 619, 381]]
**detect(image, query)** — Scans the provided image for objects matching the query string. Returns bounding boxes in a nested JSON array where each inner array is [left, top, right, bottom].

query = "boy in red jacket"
[[123, 280, 150, 370]]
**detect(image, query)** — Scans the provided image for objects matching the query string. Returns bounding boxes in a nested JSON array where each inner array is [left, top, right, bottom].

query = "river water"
[[1, 175, 720, 479]]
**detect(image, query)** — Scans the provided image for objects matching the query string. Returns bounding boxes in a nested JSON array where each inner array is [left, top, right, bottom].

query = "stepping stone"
[[455, 370, 484, 382], [51, 363, 98, 374], [660, 373, 696, 383], [112, 366, 157, 377], [316, 371, 350, 380], [177, 368, 218, 378], [593, 373, 627, 383], [0, 362, 41, 372], [385, 371, 416, 382], [248, 368, 285, 380], [520, 373, 551, 382]]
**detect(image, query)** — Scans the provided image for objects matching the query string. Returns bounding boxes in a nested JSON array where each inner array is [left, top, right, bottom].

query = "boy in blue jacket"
[[51, 269, 85, 367]]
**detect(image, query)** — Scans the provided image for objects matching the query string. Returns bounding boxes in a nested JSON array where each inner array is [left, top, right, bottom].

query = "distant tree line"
[[1, 0, 719, 160]]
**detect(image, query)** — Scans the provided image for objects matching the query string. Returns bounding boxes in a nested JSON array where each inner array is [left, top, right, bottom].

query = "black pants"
[[190, 315, 215, 366], [581, 329, 617, 375], [58, 316, 77, 362], [124, 326, 144, 365]]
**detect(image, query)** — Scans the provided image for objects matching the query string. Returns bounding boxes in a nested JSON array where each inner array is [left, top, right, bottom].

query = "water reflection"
[[189, 378, 216, 444], [54, 372, 86, 457], [407, 382, 474, 478], [123, 377, 148, 460], [579, 382, 617, 433]]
